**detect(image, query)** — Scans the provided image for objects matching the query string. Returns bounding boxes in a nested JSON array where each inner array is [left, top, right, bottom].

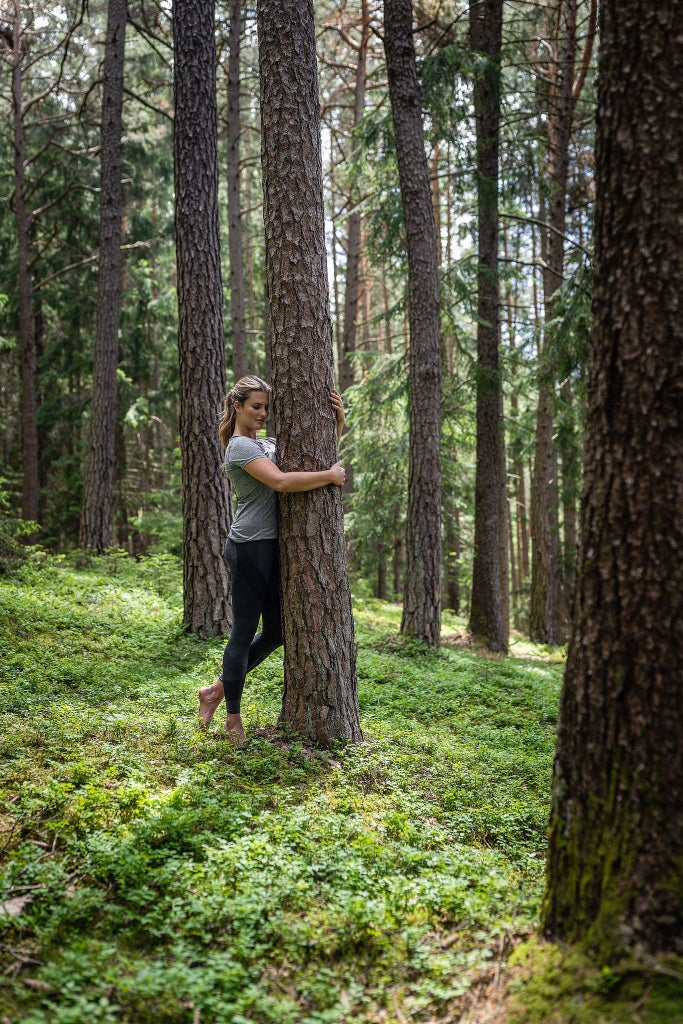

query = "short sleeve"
[[225, 436, 269, 471]]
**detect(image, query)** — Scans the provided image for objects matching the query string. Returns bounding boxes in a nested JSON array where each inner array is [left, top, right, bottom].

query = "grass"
[[0, 551, 675, 1023]]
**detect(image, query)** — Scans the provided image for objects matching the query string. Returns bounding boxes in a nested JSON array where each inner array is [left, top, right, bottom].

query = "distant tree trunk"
[[339, 0, 369, 399], [377, 541, 387, 600], [467, 0, 507, 652], [227, 0, 247, 381], [338, 0, 369, 496], [543, 0, 683, 955], [11, 4, 38, 527], [258, 0, 361, 745], [444, 506, 460, 614], [173, 0, 232, 636], [384, 0, 442, 647], [79, 0, 126, 551], [529, 0, 578, 643]]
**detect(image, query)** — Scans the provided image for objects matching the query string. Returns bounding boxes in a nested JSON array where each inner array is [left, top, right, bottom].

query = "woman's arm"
[[244, 457, 345, 493]]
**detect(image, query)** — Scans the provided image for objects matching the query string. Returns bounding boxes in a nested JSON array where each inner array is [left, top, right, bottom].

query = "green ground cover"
[[1, 553, 676, 1023]]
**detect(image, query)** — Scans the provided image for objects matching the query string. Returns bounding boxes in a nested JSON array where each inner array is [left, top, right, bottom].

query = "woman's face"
[[235, 390, 269, 434]]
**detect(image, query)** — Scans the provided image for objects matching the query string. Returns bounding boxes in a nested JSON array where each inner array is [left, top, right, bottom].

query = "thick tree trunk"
[[529, 0, 577, 643], [227, 0, 248, 381], [384, 0, 442, 647], [468, 0, 507, 652], [80, 0, 126, 551], [11, 4, 38, 527], [173, 0, 232, 636], [543, 0, 683, 956], [258, 0, 361, 746]]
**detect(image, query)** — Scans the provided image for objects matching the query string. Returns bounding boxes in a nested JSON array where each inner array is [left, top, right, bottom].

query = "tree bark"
[[258, 0, 361, 746], [227, 0, 248, 381], [11, 2, 39, 527], [529, 0, 578, 643], [543, 0, 683, 956], [384, 0, 442, 647], [173, 0, 232, 636], [467, 0, 507, 652], [339, 0, 369, 400], [79, 0, 126, 551]]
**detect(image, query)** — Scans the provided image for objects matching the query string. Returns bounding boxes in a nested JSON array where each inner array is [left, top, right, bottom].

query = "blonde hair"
[[218, 375, 271, 448]]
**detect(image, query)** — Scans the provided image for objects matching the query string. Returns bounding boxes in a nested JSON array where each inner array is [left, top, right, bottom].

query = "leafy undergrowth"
[[0, 552, 567, 1023]]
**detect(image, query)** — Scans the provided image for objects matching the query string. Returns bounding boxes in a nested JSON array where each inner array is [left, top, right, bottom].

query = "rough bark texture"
[[257, 0, 361, 746], [173, 0, 232, 636], [543, 0, 683, 956], [384, 0, 442, 647], [80, 0, 126, 550], [11, 3, 39, 526], [339, 0, 369, 400], [467, 0, 507, 652], [227, 0, 248, 381], [529, 0, 577, 643]]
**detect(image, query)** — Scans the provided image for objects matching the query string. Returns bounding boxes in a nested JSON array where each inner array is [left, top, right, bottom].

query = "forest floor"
[[0, 553, 679, 1024]]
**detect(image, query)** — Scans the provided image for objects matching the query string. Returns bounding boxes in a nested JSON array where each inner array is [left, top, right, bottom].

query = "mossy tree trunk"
[[543, 0, 683, 956], [257, 0, 361, 746], [173, 0, 232, 636]]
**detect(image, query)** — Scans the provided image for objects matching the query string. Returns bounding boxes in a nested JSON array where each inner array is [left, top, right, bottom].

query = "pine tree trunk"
[[173, 0, 232, 636], [543, 0, 683, 956], [339, 0, 369, 401], [227, 0, 248, 381], [80, 0, 126, 551], [468, 0, 507, 652], [384, 0, 442, 647], [529, 0, 577, 643], [258, 0, 361, 746], [11, 4, 39, 528]]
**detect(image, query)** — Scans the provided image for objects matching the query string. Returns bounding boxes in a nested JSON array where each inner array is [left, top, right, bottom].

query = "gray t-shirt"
[[225, 435, 278, 542]]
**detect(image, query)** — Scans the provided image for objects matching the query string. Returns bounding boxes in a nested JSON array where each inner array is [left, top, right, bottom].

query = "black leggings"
[[220, 538, 283, 714]]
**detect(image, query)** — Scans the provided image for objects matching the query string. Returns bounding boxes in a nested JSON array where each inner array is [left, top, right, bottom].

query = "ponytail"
[[218, 375, 271, 448]]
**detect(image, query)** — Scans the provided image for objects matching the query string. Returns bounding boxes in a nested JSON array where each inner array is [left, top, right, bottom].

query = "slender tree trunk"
[[173, 0, 232, 636], [227, 0, 248, 381], [11, 3, 38, 527], [384, 0, 442, 647], [559, 377, 578, 612], [80, 0, 126, 551], [339, 0, 369, 400], [258, 0, 361, 746], [543, 0, 683, 955], [529, 0, 577, 643], [468, 0, 507, 651], [444, 506, 460, 614]]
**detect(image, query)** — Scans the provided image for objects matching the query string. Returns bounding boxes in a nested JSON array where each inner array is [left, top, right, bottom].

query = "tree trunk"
[[11, 3, 39, 527], [80, 0, 126, 551], [543, 0, 683, 956], [384, 0, 442, 647], [227, 0, 248, 381], [258, 0, 361, 746], [468, 0, 507, 652], [529, 0, 578, 643], [173, 0, 232, 636]]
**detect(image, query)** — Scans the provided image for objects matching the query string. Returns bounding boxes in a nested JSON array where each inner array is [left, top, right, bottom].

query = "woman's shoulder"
[[225, 434, 273, 468]]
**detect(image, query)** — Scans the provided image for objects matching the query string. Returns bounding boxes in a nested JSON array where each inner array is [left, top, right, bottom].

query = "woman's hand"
[[329, 460, 346, 487], [330, 389, 346, 440]]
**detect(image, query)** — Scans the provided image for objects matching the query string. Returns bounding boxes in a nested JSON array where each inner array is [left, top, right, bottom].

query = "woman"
[[198, 375, 346, 743]]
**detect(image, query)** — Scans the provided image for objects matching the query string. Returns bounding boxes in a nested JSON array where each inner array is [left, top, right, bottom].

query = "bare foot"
[[198, 679, 224, 728], [222, 712, 247, 746]]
